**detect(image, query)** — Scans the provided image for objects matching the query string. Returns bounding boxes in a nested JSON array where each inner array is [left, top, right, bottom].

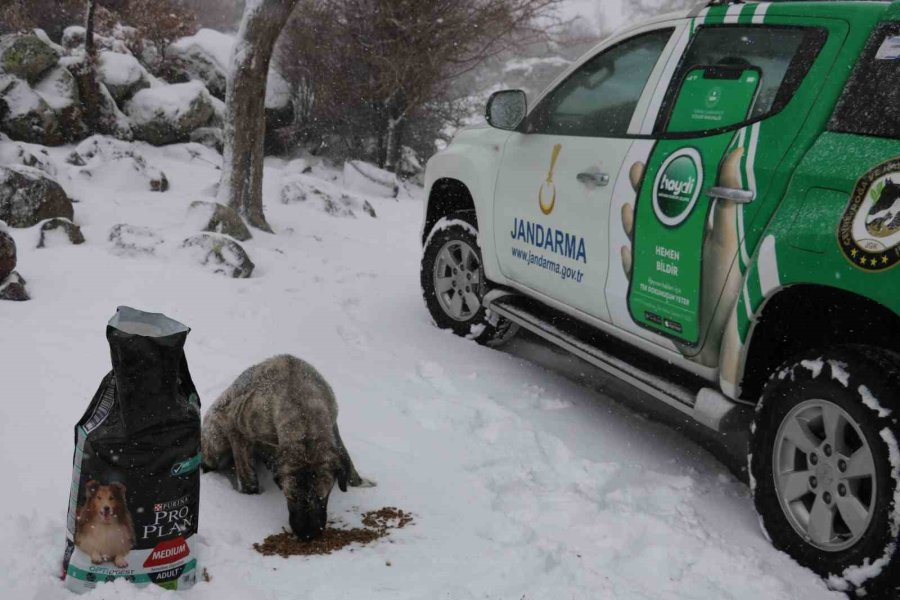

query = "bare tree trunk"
[[383, 116, 404, 174], [84, 0, 96, 57], [218, 0, 299, 233], [75, 0, 105, 134]]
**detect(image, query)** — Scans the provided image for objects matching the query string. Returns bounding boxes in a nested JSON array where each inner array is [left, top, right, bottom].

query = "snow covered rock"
[[70, 135, 169, 192], [37, 217, 85, 248], [97, 51, 149, 104], [281, 174, 377, 218], [127, 81, 215, 145], [187, 201, 251, 242], [0, 227, 15, 281], [109, 224, 163, 256], [189, 126, 223, 153], [61, 26, 130, 55], [167, 29, 231, 100], [343, 161, 399, 199], [0, 34, 58, 83], [33, 66, 85, 141], [0, 270, 28, 301], [181, 233, 254, 278], [0, 139, 58, 177], [0, 76, 62, 145], [0, 165, 72, 228]]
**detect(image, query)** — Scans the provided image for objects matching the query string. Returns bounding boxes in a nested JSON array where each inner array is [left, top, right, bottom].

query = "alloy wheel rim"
[[433, 239, 483, 322], [773, 398, 877, 552]]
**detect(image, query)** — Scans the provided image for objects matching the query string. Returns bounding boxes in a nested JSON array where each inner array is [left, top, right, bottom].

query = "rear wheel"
[[750, 347, 900, 596], [421, 214, 517, 346]]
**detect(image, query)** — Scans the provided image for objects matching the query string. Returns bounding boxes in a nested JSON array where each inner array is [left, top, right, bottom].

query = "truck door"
[[615, 17, 845, 364], [493, 25, 680, 322]]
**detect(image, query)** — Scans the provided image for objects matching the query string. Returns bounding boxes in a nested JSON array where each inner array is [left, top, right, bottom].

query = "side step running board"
[[486, 293, 749, 433]]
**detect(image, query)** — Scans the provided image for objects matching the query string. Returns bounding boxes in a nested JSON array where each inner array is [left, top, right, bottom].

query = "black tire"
[[750, 346, 900, 597], [421, 213, 517, 346]]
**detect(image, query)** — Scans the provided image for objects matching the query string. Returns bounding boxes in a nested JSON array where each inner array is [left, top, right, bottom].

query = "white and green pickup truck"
[[420, 0, 900, 595]]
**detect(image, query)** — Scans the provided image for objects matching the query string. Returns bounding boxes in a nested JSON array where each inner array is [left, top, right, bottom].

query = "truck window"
[[830, 23, 900, 140], [525, 29, 674, 138], [657, 26, 826, 134]]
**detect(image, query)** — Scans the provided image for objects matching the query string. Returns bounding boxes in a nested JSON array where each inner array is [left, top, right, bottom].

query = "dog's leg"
[[333, 424, 374, 488], [90, 552, 103, 565], [229, 432, 260, 494], [114, 554, 129, 568]]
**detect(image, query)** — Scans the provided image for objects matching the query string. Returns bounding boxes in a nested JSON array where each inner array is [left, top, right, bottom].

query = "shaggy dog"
[[74, 481, 135, 567], [201, 355, 367, 540]]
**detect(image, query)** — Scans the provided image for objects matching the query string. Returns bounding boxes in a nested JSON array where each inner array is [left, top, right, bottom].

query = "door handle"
[[577, 171, 610, 187], [707, 186, 755, 204]]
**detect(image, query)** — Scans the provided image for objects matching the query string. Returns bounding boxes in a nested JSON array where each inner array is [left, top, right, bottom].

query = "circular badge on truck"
[[838, 158, 900, 272], [652, 148, 704, 228]]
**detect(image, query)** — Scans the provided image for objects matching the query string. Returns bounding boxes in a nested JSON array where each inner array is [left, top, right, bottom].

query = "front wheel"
[[421, 215, 517, 346], [750, 347, 900, 596]]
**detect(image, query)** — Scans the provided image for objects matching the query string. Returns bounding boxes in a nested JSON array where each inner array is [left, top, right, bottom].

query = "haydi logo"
[[652, 148, 704, 228], [538, 144, 562, 215], [659, 172, 696, 198]]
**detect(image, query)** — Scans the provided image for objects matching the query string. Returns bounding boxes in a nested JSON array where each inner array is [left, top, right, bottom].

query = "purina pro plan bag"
[[61, 307, 201, 592]]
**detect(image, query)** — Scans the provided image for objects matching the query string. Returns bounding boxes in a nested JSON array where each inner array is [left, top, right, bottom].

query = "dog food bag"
[[61, 306, 202, 593]]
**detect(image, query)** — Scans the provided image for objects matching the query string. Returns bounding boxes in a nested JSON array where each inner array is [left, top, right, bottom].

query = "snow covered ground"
[[0, 139, 845, 599]]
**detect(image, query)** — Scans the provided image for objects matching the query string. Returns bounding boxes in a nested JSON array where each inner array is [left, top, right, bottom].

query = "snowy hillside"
[[0, 135, 844, 599]]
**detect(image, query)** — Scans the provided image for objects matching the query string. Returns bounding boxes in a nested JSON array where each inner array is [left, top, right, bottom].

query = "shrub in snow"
[[0, 270, 28, 301], [343, 161, 399, 199], [187, 201, 251, 241], [0, 76, 62, 145], [70, 135, 168, 192], [0, 228, 15, 281], [98, 51, 150, 104], [281, 175, 377, 218], [37, 217, 85, 248], [109, 223, 164, 256], [181, 233, 254, 278], [0, 165, 72, 228], [189, 126, 223, 153], [127, 81, 215, 145], [0, 34, 58, 84]]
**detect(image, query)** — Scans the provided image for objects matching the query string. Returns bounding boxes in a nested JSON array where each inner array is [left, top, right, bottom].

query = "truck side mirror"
[[486, 90, 527, 131]]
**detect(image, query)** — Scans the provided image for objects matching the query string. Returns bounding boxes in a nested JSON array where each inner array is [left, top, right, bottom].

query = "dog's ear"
[[110, 482, 127, 497], [85, 480, 100, 498]]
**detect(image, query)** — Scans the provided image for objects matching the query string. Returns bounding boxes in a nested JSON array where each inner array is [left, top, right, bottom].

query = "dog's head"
[[278, 451, 353, 541], [84, 481, 129, 525]]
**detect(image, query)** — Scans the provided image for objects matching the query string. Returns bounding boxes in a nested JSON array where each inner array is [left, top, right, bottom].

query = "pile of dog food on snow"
[[254, 507, 414, 557]]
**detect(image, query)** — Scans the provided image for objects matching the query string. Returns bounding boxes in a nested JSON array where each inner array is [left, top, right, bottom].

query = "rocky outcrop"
[[167, 29, 230, 100], [188, 201, 251, 241], [0, 227, 15, 281], [37, 217, 85, 248], [0, 34, 58, 83], [127, 81, 215, 145], [0, 270, 28, 301], [182, 233, 254, 278], [0, 165, 73, 228]]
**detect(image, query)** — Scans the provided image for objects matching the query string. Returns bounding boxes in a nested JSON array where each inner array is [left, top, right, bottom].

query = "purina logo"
[[652, 148, 704, 228]]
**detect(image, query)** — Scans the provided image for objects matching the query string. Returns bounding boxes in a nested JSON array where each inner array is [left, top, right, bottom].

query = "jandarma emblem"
[[539, 144, 562, 215], [838, 158, 900, 272]]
